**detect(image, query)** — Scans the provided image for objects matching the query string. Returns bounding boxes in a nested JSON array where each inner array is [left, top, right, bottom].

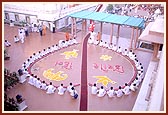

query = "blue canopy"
[[68, 10, 145, 28]]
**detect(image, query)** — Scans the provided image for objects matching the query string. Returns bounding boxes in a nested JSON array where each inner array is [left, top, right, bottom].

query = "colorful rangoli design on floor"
[[60, 49, 78, 59], [93, 76, 117, 87], [100, 55, 112, 61], [43, 68, 68, 81]]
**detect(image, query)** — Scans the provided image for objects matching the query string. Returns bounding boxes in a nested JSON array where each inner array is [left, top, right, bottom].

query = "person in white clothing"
[[93, 39, 99, 45], [28, 74, 34, 85], [137, 63, 142, 70], [67, 83, 73, 93], [88, 38, 94, 44], [117, 46, 122, 53], [54, 44, 60, 51], [108, 43, 113, 50], [122, 83, 131, 95], [4, 40, 11, 47], [130, 83, 138, 92], [112, 44, 117, 51], [57, 84, 66, 95], [14, 36, 20, 43], [58, 40, 65, 48], [122, 48, 128, 56], [64, 40, 69, 47], [35, 78, 42, 89], [103, 42, 109, 48], [32, 75, 38, 86], [68, 39, 73, 45], [97, 86, 106, 97], [46, 82, 56, 94], [70, 87, 78, 97], [72, 37, 78, 44], [128, 50, 133, 59], [107, 87, 115, 98], [91, 83, 98, 95], [41, 81, 48, 90], [115, 86, 124, 97], [99, 40, 104, 47], [133, 77, 141, 86]]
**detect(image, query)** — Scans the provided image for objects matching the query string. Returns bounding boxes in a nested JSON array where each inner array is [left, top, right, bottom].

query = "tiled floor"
[[3, 23, 153, 111]]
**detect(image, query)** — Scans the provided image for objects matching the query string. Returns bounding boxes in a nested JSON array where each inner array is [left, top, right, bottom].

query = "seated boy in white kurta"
[[97, 86, 106, 97], [107, 87, 115, 98], [57, 84, 66, 95], [91, 83, 98, 95], [46, 82, 56, 94]]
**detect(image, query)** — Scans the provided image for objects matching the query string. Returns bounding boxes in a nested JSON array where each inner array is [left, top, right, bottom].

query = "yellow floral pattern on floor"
[[43, 68, 68, 81], [93, 76, 117, 87], [60, 49, 79, 59], [100, 55, 112, 61]]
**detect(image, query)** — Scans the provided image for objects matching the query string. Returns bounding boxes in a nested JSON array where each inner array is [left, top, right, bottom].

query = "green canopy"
[[68, 10, 145, 28]]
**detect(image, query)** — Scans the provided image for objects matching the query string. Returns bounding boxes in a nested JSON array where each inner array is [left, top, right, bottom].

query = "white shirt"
[[14, 37, 20, 42], [115, 89, 123, 97], [72, 38, 78, 44], [88, 38, 94, 44], [91, 86, 98, 94], [107, 89, 115, 97], [36, 80, 42, 88], [41, 83, 47, 90], [99, 41, 104, 47], [46, 85, 56, 94], [122, 49, 128, 56], [32, 77, 38, 86], [28, 76, 34, 85], [67, 85, 73, 93], [133, 79, 141, 86], [117, 47, 122, 53], [103, 42, 109, 48], [97, 88, 106, 97], [57, 86, 66, 95], [93, 40, 99, 45], [122, 86, 130, 95], [112, 45, 117, 51], [108, 43, 113, 50], [70, 89, 77, 97], [130, 83, 138, 92]]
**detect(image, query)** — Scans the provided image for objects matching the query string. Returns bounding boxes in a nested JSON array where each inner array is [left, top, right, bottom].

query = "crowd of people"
[[16, 32, 79, 99], [27, 76, 78, 99], [88, 31, 144, 98]]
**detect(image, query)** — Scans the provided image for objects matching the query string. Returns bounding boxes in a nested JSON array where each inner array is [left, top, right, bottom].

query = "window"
[[26, 16, 30, 24], [5, 13, 9, 20], [15, 14, 19, 22]]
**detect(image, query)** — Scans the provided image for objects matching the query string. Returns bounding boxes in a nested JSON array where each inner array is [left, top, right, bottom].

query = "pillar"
[[84, 19, 87, 33], [100, 22, 103, 40], [74, 18, 77, 37], [152, 43, 160, 61], [71, 17, 74, 37], [134, 28, 139, 49], [130, 27, 135, 49], [116, 25, 120, 45], [110, 24, 114, 44]]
